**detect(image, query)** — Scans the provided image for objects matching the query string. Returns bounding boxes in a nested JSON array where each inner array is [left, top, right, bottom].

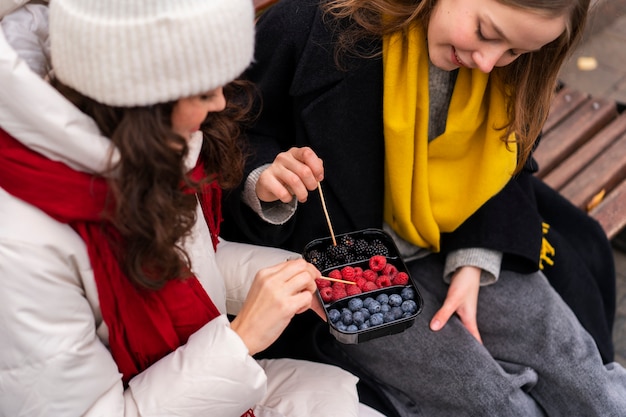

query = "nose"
[[472, 47, 505, 73], [211, 88, 227, 112]]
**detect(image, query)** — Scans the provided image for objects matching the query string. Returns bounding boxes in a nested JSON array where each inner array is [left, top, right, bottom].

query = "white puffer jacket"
[[0, 4, 363, 417]]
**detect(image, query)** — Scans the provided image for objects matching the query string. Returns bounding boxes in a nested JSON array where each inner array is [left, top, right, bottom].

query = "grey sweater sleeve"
[[443, 248, 502, 286], [241, 164, 297, 225]]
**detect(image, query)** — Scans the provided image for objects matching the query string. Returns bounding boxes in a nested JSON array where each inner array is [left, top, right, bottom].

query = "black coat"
[[222, 0, 615, 365], [223, 0, 542, 272]]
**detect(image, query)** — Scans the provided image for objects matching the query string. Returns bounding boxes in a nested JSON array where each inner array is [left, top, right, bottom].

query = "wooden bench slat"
[[535, 97, 618, 178], [590, 178, 626, 239], [542, 87, 590, 134], [543, 113, 626, 191], [559, 130, 626, 209]]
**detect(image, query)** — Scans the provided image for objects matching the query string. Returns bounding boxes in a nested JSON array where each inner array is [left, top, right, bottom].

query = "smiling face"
[[427, 0, 567, 73], [171, 87, 226, 140]]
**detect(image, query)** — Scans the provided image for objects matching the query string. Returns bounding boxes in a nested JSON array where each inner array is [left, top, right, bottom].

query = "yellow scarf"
[[382, 24, 517, 252]]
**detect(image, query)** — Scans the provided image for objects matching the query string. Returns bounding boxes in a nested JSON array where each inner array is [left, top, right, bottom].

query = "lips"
[[452, 47, 466, 67]]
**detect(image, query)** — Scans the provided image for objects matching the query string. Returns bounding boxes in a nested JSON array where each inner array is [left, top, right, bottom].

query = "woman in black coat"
[[223, 0, 623, 415]]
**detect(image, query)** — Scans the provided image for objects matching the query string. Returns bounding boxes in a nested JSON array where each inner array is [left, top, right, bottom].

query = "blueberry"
[[388, 294, 403, 307], [383, 311, 396, 323], [367, 300, 382, 314], [346, 324, 359, 333], [390, 306, 403, 320], [401, 287, 415, 300], [376, 293, 389, 305], [341, 309, 353, 325], [348, 297, 364, 312], [335, 321, 348, 331], [401, 300, 418, 314], [370, 312, 384, 326], [352, 310, 366, 326], [327, 308, 341, 323], [363, 297, 376, 309], [359, 322, 370, 330], [359, 308, 371, 321]]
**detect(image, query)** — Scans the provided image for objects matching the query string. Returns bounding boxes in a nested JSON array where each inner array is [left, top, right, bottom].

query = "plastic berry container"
[[303, 228, 424, 344]]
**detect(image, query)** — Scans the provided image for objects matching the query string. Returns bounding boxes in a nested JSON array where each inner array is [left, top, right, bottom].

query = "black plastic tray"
[[303, 228, 424, 344]]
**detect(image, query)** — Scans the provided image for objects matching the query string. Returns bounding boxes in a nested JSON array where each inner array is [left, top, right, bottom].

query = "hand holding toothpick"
[[317, 181, 337, 246]]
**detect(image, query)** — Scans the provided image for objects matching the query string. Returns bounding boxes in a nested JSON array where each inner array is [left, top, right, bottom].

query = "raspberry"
[[369, 255, 387, 272], [331, 282, 345, 291], [362, 281, 378, 292], [383, 263, 398, 278], [340, 266, 357, 281], [328, 269, 342, 280], [332, 286, 348, 301], [346, 285, 362, 296], [355, 277, 367, 289], [375, 275, 392, 288], [353, 267, 363, 278], [362, 269, 377, 282], [315, 278, 331, 288], [319, 286, 333, 302], [392, 272, 409, 286]]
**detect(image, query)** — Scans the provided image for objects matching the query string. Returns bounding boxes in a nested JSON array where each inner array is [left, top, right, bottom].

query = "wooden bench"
[[536, 85, 626, 240]]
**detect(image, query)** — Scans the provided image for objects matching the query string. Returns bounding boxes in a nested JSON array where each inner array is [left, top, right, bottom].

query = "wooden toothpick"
[[319, 276, 357, 285], [317, 181, 337, 246]]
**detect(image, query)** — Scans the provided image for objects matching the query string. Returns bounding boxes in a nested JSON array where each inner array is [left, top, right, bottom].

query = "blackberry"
[[340, 234, 356, 249], [366, 239, 389, 257], [307, 249, 328, 270], [352, 239, 370, 258], [326, 244, 351, 264]]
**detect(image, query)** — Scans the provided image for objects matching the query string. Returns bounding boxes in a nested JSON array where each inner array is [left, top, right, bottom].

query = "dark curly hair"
[[52, 78, 254, 289]]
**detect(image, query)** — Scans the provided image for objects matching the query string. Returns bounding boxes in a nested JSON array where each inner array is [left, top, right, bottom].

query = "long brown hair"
[[52, 78, 254, 289], [322, 0, 589, 173]]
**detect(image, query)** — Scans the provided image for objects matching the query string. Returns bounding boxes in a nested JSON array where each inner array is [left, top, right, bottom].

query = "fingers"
[[430, 301, 455, 332], [430, 266, 483, 343], [256, 147, 323, 203], [231, 259, 320, 354]]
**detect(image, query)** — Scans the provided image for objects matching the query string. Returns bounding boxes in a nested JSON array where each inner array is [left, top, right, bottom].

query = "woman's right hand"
[[229, 258, 320, 355], [256, 146, 324, 204]]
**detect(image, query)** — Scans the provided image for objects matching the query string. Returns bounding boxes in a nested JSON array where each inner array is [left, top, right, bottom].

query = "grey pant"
[[339, 254, 626, 417]]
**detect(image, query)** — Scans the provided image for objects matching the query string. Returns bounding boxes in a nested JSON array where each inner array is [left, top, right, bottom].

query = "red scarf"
[[0, 129, 255, 416]]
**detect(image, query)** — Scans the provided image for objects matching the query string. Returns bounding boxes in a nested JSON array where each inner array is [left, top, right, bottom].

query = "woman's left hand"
[[429, 266, 482, 343]]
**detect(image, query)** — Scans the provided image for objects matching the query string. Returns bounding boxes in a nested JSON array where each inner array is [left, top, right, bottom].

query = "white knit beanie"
[[49, 0, 255, 107]]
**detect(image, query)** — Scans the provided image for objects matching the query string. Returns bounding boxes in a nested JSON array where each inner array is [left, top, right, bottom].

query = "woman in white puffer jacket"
[[0, 1, 372, 416]]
